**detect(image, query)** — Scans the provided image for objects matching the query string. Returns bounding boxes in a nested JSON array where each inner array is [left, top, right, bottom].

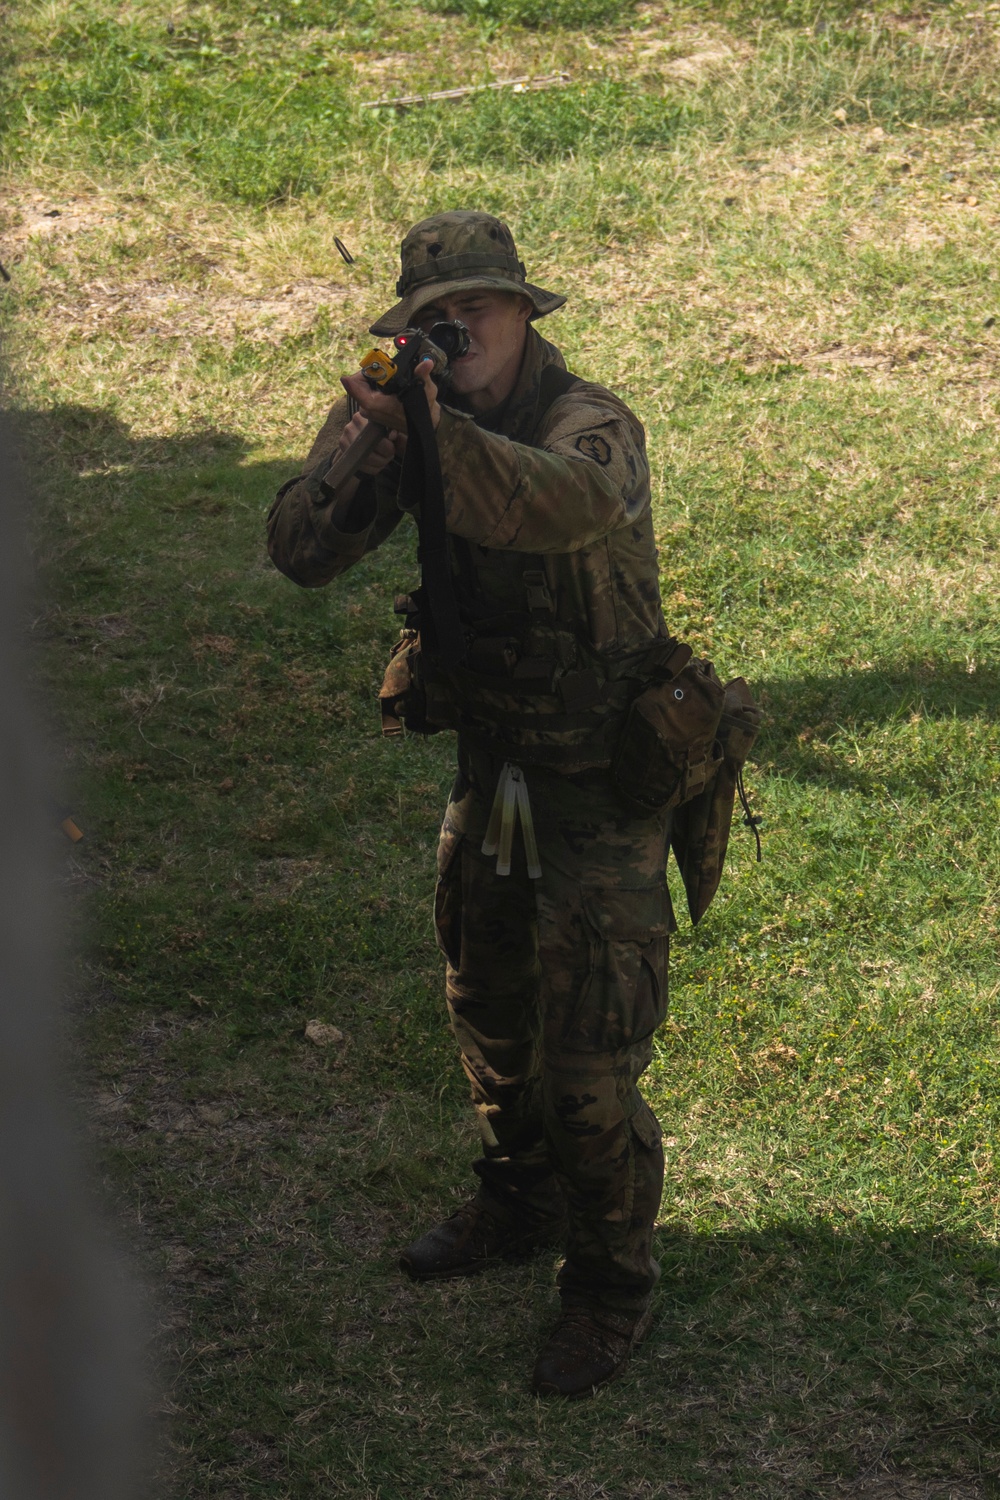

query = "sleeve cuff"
[[328, 483, 378, 536]]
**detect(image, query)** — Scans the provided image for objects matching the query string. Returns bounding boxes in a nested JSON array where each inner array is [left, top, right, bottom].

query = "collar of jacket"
[[445, 326, 568, 445]]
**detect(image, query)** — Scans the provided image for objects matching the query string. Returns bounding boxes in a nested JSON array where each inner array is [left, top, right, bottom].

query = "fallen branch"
[[361, 72, 571, 110]]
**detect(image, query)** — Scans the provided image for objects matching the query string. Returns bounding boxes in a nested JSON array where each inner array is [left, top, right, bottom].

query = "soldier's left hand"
[[341, 357, 440, 434]]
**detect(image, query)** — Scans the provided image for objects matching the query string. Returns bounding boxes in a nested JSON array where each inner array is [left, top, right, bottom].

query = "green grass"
[[3, 3, 998, 202], [4, 0, 1000, 1492]]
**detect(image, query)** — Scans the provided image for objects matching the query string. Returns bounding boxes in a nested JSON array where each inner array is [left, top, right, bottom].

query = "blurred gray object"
[[0, 412, 146, 1498]]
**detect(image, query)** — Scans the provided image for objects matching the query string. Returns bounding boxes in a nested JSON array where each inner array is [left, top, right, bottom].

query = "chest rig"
[[379, 362, 686, 772]]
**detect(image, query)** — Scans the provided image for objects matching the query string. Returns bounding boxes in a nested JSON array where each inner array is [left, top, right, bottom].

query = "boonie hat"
[[369, 210, 566, 336]]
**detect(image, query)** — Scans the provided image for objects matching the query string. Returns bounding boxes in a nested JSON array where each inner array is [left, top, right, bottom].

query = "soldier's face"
[[416, 289, 532, 410]]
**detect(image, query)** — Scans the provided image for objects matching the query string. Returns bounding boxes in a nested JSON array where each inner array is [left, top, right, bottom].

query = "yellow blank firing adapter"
[[360, 348, 398, 387], [359, 321, 470, 396]]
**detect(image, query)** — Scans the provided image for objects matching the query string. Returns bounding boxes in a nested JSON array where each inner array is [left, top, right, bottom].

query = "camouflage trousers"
[[434, 738, 673, 1315]]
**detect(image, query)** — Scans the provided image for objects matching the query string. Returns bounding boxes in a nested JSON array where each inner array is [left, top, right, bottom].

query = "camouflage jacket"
[[267, 327, 670, 769]]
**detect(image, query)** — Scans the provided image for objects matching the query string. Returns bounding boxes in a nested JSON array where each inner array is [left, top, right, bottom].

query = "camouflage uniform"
[[267, 213, 674, 1318]]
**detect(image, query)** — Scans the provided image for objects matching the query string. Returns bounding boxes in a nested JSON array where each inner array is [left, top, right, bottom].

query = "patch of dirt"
[[329, 1207, 393, 1255], [39, 276, 351, 344], [799, 344, 897, 372], [251, 855, 325, 895], [0, 190, 123, 244], [92, 1078, 274, 1148], [659, 46, 737, 83], [609, 10, 750, 76], [66, 612, 133, 640], [354, 49, 416, 91], [899, 217, 949, 250], [750, 150, 817, 177], [2, 190, 355, 343], [729, 334, 1000, 383]]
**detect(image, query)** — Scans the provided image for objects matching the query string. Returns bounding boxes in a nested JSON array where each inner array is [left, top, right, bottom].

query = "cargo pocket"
[[626, 1100, 665, 1233], [563, 886, 670, 1054], [630, 1100, 663, 1152], [434, 828, 464, 970]]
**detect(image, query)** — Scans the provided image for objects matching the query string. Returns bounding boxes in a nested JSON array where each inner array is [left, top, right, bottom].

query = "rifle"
[[322, 319, 470, 493]]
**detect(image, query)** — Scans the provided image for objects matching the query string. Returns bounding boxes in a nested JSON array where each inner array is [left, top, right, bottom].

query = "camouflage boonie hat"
[[369, 210, 566, 337]]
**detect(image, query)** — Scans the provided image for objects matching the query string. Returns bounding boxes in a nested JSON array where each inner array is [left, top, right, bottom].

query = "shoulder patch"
[[574, 432, 613, 466]]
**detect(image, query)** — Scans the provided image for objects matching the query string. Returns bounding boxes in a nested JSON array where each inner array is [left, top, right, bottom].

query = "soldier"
[[267, 210, 675, 1398]]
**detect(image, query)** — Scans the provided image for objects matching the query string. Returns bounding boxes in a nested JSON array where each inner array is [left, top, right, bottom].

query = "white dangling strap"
[[512, 768, 542, 879], [496, 767, 519, 876], [481, 763, 508, 858], [481, 762, 542, 880]]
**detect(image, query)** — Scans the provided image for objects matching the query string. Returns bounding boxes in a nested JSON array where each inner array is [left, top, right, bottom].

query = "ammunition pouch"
[[609, 658, 763, 922], [670, 677, 763, 925], [378, 629, 440, 738], [610, 656, 726, 816]]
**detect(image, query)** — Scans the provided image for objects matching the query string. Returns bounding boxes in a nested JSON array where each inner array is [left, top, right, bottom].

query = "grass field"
[[3, 0, 1000, 1493]]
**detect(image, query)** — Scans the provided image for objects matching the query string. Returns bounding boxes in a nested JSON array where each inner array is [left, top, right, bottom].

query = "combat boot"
[[530, 1301, 653, 1399], [399, 1196, 564, 1281]]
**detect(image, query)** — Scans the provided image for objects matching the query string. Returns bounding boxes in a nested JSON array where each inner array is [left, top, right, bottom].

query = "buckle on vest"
[[523, 569, 554, 615], [679, 749, 721, 803]]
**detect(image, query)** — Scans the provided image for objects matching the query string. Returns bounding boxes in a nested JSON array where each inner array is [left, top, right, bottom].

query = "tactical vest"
[[381, 365, 682, 773]]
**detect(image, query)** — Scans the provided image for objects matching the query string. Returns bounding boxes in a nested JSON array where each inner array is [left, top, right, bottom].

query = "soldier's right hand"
[[339, 411, 404, 474]]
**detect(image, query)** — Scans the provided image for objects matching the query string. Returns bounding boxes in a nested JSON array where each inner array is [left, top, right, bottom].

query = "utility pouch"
[[611, 657, 726, 816], [670, 676, 763, 925], [378, 629, 440, 738]]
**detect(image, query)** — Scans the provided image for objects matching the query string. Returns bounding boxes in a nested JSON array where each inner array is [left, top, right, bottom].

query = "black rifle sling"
[[397, 361, 576, 668], [399, 381, 467, 669], [447, 360, 580, 610], [535, 361, 577, 416]]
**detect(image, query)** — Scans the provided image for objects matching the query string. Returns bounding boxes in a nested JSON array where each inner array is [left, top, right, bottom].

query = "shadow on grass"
[[328, 1217, 1000, 1495], [173, 1204, 1000, 1495], [646, 1220, 999, 1483], [753, 663, 1000, 794], [13, 400, 302, 609], [650, 1224, 1000, 1458], [22, 400, 1000, 1493], [10, 400, 259, 473]]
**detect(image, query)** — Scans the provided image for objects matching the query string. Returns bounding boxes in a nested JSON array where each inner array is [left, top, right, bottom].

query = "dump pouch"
[[670, 676, 762, 925], [378, 629, 440, 737], [611, 657, 726, 816]]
